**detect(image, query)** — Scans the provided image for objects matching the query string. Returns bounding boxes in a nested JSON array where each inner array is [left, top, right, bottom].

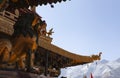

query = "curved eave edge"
[[38, 40, 94, 64]]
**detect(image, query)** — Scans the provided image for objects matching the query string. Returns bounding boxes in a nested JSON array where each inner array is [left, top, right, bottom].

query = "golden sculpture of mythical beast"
[[0, 11, 45, 71]]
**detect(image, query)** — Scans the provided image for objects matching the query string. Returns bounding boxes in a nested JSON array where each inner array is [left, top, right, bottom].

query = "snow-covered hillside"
[[59, 58, 120, 78]]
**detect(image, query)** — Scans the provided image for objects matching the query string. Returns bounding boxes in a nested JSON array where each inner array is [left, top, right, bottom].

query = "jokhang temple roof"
[[0, 0, 102, 77], [0, 10, 101, 68]]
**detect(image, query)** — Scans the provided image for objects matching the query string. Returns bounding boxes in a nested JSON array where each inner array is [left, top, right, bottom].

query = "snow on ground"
[[59, 58, 120, 78]]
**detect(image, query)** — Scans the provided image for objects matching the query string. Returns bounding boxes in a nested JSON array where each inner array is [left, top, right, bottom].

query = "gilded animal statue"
[[9, 12, 40, 70], [47, 28, 54, 37], [91, 52, 102, 60], [0, 12, 42, 70]]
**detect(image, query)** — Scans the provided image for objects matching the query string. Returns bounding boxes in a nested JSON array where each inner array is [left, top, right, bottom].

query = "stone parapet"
[[0, 11, 16, 35]]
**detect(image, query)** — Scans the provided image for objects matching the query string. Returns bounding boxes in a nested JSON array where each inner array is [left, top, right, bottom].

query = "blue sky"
[[37, 0, 120, 61]]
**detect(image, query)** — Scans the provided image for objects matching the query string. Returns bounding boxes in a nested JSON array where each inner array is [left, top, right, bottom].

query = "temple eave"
[[38, 36, 94, 66]]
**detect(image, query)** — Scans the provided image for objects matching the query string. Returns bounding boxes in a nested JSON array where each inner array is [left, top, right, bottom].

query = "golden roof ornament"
[[91, 52, 102, 60], [47, 28, 54, 37]]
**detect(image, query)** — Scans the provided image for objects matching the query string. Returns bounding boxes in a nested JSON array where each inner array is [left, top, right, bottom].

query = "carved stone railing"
[[0, 10, 18, 21], [0, 11, 18, 35]]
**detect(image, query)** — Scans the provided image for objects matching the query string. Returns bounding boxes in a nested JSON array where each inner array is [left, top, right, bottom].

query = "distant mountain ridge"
[[116, 58, 120, 62], [59, 58, 120, 78]]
